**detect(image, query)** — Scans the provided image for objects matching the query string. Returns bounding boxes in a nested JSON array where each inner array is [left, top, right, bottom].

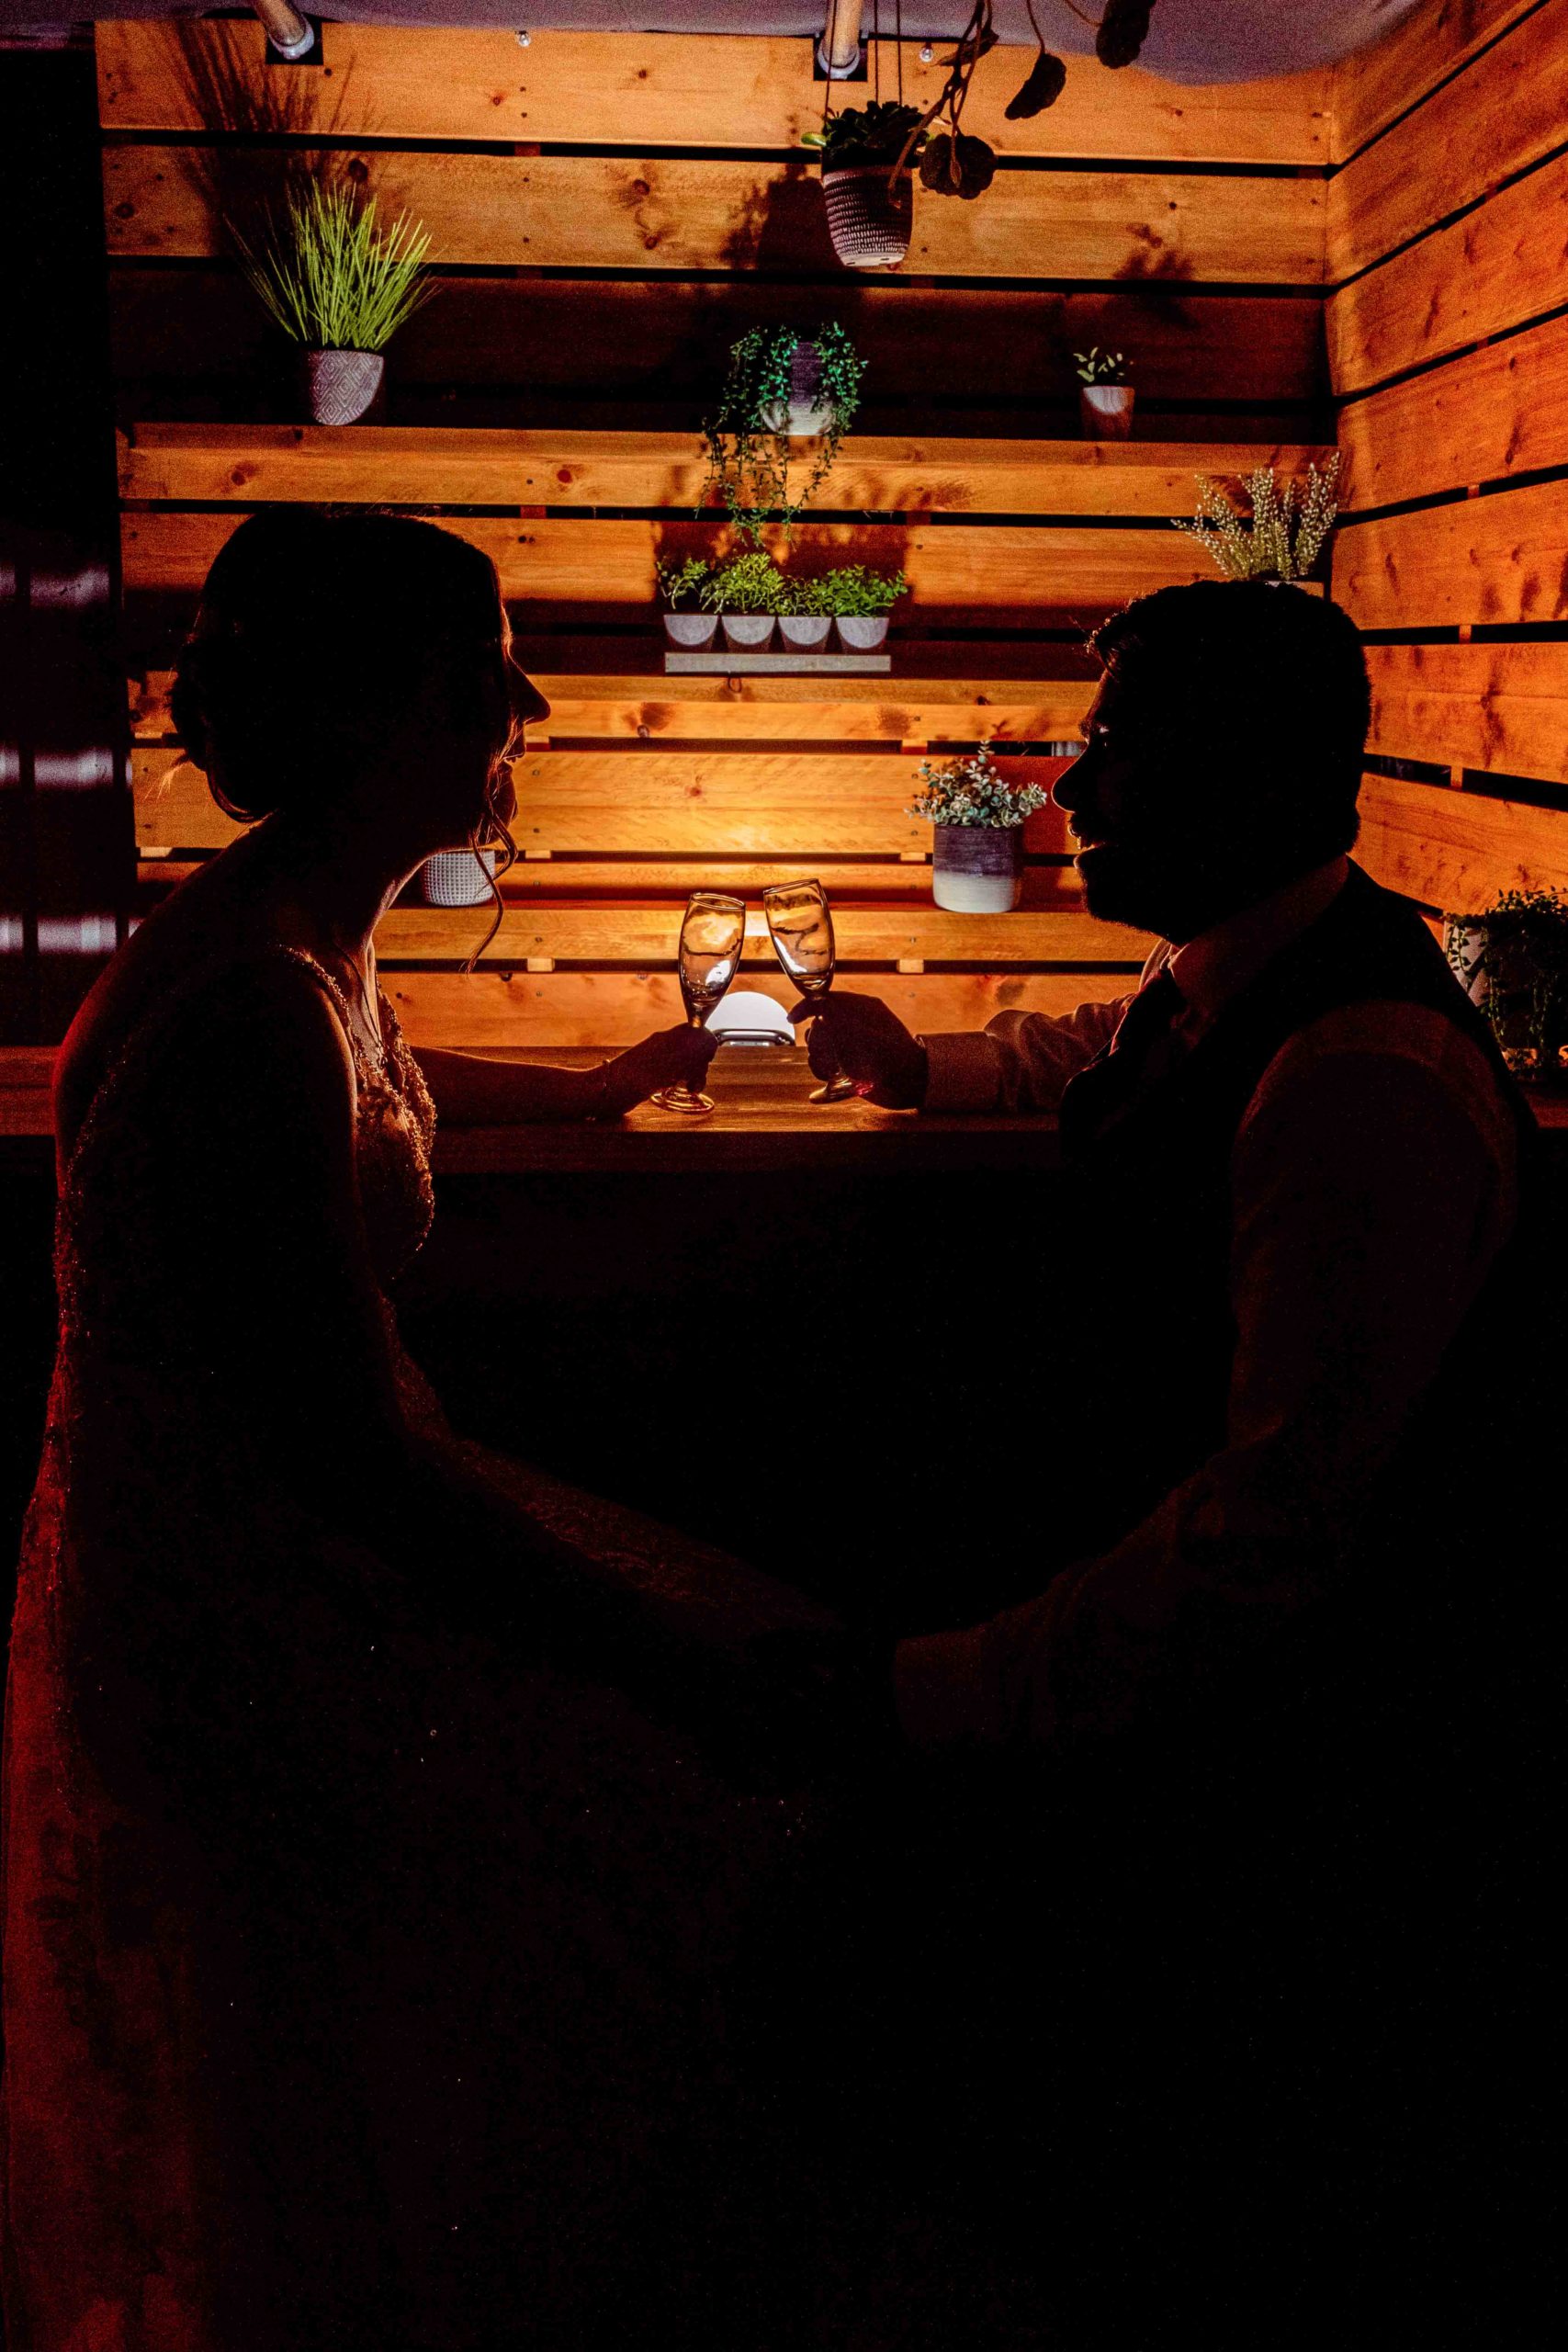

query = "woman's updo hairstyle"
[[170, 509, 510, 822]]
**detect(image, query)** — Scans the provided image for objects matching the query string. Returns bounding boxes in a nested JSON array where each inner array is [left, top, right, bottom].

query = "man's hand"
[[593, 1023, 719, 1116], [785, 992, 929, 1108]]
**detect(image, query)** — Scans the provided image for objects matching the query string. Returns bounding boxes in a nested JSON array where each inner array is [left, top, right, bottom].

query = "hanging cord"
[[873, 0, 881, 105], [896, 0, 903, 104], [821, 0, 836, 134]]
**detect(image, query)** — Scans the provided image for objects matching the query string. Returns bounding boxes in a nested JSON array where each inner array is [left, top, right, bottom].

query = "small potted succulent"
[[1173, 458, 1341, 582], [908, 746, 1050, 912], [657, 556, 716, 650], [1445, 888, 1568, 1081], [778, 574, 834, 652], [700, 549, 789, 650], [819, 563, 908, 651], [802, 101, 927, 268], [234, 181, 433, 426], [1075, 347, 1134, 440], [700, 322, 864, 539]]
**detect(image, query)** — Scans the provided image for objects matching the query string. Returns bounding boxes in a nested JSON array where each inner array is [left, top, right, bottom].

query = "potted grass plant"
[[908, 746, 1050, 911], [1445, 888, 1568, 1081], [234, 181, 433, 425], [1173, 458, 1341, 582], [701, 549, 789, 650], [700, 323, 864, 540], [657, 556, 716, 650], [818, 563, 908, 651], [1076, 347, 1134, 440]]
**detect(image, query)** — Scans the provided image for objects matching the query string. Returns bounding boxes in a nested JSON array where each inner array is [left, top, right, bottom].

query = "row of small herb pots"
[[663, 612, 889, 653]]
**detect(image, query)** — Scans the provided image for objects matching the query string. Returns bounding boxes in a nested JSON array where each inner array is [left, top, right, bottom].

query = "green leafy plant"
[[699, 550, 789, 616], [699, 322, 865, 542], [655, 556, 711, 610], [1172, 458, 1341, 582], [782, 573, 836, 617], [1445, 888, 1568, 1076], [1075, 346, 1130, 386], [232, 182, 432, 352], [812, 564, 908, 618], [908, 745, 1050, 829], [801, 100, 929, 169]]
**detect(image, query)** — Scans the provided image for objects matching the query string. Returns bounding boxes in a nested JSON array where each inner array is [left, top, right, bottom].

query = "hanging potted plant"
[[699, 323, 864, 540], [657, 556, 716, 650], [819, 562, 908, 652], [802, 101, 928, 269], [700, 549, 789, 651], [1444, 889, 1568, 1082], [908, 747, 1050, 913], [1172, 458, 1341, 583], [233, 181, 433, 426], [1076, 347, 1134, 440]]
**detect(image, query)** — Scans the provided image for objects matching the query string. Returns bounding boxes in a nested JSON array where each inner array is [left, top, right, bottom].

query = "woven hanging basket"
[[304, 347, 385, 426], [820, 165, 912, 269]]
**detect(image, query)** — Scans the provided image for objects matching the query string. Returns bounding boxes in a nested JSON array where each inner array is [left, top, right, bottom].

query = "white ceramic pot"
[[721, 615, 776, 650], [423, 847, 498, 908], [931, 825, 1024, 913], [663, 611, 718, 649], [306, 347, 385, 425], [777, 615, 831, 650], [1079, 384, 1134, 441], [836, 616, 888, 651]]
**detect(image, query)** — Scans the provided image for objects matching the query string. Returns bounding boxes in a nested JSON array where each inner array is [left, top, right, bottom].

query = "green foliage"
[[811, 564, 908, 617], [782, 573, 837, 618], [698, 550, 789, 616], [656, 556, 711, 610], [1446, 889, 1568, 1074], [908, 745, 1049, 830], [801, 101, 929, 167], [232, 182, 432, 353], [1172, 458, 1340, 582], [700, 323, 865, 542], [1074, 345, 1130, 386]]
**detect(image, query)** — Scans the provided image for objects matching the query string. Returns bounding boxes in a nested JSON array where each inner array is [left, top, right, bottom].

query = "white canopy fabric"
[[0, 2, 1427, 84]]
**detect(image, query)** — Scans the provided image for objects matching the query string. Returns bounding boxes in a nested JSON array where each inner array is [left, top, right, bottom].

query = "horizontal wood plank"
[[1326, 147, 1568, 393], [382, 967, 1132, 1049], [96, 20, 1330, 164], [1329, 0, 1541, 164], [1337, 312, 1568, 509], [143, 857, 1075, 902], [121, 508, 1213, 619], [118, 423, 1330, 520], [1332, 479, 1568, 629], [1327, 0, 1568, 279], [1357, 771, 1568, 908], [1364, 640, 1568, 781], [374, 903, 1149, 967], [102, 144, 1327, 286]]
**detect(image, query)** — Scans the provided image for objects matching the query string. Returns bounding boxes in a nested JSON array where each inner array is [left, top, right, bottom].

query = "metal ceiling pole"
[[252, 0, 315, 62], [818, 0, 865, 78]]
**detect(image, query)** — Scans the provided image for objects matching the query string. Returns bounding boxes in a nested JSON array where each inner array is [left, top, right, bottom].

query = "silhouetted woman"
[[2, 512, 834, 2349]]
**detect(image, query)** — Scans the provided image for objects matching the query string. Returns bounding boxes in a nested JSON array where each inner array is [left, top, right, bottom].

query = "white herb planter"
[[759, 339, 837, 437], [1079, 384, 1134, 441], [821, 165, 913, 269], [720, 615, 776, 650], [778, 615, 832, 650], [423, 846, 498, 908], [836, 616, 889, 651], [306, 347, 385, 426], [662, 611, 718, 650], [932, 825, 1024, 913]]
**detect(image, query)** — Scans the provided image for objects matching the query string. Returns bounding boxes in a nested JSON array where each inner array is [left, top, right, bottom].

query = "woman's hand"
[[592, 1023, 720, 1116]]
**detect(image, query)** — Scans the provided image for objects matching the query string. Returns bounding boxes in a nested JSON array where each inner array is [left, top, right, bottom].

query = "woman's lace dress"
[[2, 954, 823, 2351]]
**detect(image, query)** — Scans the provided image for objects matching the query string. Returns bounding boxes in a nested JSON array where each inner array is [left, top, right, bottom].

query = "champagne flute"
[[652, 889, 748, 1115], [762, 877, 857, 1104]]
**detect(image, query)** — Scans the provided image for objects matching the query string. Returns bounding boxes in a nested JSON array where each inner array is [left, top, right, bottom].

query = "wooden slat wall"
[[1329, 0, 1568, 919]]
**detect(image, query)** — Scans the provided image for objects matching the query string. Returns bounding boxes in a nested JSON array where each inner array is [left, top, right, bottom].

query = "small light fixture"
[[516, 28, 532, 46]]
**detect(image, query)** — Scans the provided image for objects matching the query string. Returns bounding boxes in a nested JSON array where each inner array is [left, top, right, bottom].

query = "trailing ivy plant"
[[698, 322, 865, 542]]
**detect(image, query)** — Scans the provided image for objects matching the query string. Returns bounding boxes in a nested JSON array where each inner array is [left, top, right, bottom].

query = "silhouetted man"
[[796, 581, 1557, 2337]]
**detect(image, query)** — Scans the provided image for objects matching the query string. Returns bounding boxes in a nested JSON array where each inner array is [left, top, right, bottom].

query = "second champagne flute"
[[762, 877, 858, 1104], [652, 889, 748, 1115]]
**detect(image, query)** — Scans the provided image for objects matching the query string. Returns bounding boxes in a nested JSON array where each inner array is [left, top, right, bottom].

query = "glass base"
[[651, 1083, 716, 1115], [809, 1075, 859, 1104]]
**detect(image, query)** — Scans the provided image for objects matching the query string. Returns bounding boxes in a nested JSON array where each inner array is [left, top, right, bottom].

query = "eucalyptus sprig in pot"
[[656, 556, 716, 650], [234, 181, 433, 426], [700, 550, 789, 651], [908, 745, 1049, 911]]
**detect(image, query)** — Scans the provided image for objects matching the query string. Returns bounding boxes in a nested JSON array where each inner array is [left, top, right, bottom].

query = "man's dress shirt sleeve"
[[894, 1004, 1519, 1750], [921, 987, 1149, 1114]]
